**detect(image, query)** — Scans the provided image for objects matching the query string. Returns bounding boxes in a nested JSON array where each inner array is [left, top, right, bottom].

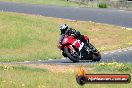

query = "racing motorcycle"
[[58, 33, 101, 63]]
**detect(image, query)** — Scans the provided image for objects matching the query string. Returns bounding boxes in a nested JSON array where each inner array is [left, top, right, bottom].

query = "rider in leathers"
[[59, 24, 89, 45]]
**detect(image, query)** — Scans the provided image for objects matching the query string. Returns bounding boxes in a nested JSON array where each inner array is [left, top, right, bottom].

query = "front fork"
[[66, 45, 81, 59], [85, 44, 97, 55]]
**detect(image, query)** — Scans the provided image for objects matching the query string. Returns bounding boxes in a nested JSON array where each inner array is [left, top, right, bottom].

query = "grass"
[[0, 12, 132, 62], [0, 0, 101, 8], [0, 62, 132, 88], [0, 0, 80, 7], [98, 2, 108, 8], [0, 0, 104, 8]]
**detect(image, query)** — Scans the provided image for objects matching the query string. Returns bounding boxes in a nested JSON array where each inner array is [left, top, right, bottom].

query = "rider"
[[59, 24, 89, 45]]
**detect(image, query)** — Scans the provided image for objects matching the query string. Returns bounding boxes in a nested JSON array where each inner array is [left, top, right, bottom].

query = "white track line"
[[118, 50, 122, 52], [24, 61, 29, 62], [110, 51, 114, 54], [103, 52, 108, 55], [49, 59, 53, 60], [61, 58, 66, 60], [124, 49, 127, 52], [128, 48, 132, 51], [38, 60, 42, 61]]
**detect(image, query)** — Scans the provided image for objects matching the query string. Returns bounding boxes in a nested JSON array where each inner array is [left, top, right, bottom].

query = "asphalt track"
[[1, 47, 132, 65], [0, 2, 132, 28], [0, 2, 132, 64]]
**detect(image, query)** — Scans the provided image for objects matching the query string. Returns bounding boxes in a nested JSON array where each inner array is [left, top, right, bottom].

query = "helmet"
[[60, 24, 69, 34]]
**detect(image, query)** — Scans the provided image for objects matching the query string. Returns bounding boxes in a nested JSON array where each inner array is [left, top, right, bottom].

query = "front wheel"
[[64, 47, 79, 63]]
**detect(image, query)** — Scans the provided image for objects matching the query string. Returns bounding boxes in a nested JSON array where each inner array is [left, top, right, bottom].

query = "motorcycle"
[[58, 33, 101, 63]]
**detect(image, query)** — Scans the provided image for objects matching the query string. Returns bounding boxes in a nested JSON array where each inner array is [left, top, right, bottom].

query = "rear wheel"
[[64, 47, 79, 63], [88, 43, 101, 62], [92, 52, 101, 62]]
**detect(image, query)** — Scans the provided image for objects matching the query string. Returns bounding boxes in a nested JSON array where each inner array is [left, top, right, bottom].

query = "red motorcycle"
[[58, 33, 101, 63]]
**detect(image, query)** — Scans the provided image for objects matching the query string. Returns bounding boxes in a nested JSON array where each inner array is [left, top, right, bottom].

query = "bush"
[[96, 62, 131, 72], [98, 2, 108, 8]]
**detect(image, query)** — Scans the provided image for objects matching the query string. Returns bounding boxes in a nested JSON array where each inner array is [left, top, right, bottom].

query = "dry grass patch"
[[12, 64, 78, 73], [0, 63, 132, 88]]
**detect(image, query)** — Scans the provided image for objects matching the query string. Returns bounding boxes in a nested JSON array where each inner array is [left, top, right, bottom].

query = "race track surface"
[[0, 2, 132, 28], [2, 47, 132, 65]]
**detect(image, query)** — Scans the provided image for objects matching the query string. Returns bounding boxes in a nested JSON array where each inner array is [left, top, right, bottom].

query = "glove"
[[75, 31, 81, 37]]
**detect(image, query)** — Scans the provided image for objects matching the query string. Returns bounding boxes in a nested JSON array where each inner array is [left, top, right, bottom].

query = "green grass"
[[0, 0, 99, 8], [0, 12, 132, 62], [98, 2, 108, 8], [0, 0, 80, 7], [0, 0, 102, 8], [0, 63, 132, 88]]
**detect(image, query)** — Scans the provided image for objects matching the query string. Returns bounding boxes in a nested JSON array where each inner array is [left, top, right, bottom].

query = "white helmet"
[[60, 24, 69, 34], [60, 24, 69, 30]]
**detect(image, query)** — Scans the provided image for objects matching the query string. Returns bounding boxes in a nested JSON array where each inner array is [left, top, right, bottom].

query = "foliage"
[[98, 2, 108, 8], [96, 61, 131, 72]]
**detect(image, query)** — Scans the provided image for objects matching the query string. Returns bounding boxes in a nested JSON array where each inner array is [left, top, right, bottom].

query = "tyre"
[[64, 47, 79, 63], [62, 52, 67, 57], [92, 52, 101, 62], [88, 43, 101, 62], [88, 43, 97, 52]]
